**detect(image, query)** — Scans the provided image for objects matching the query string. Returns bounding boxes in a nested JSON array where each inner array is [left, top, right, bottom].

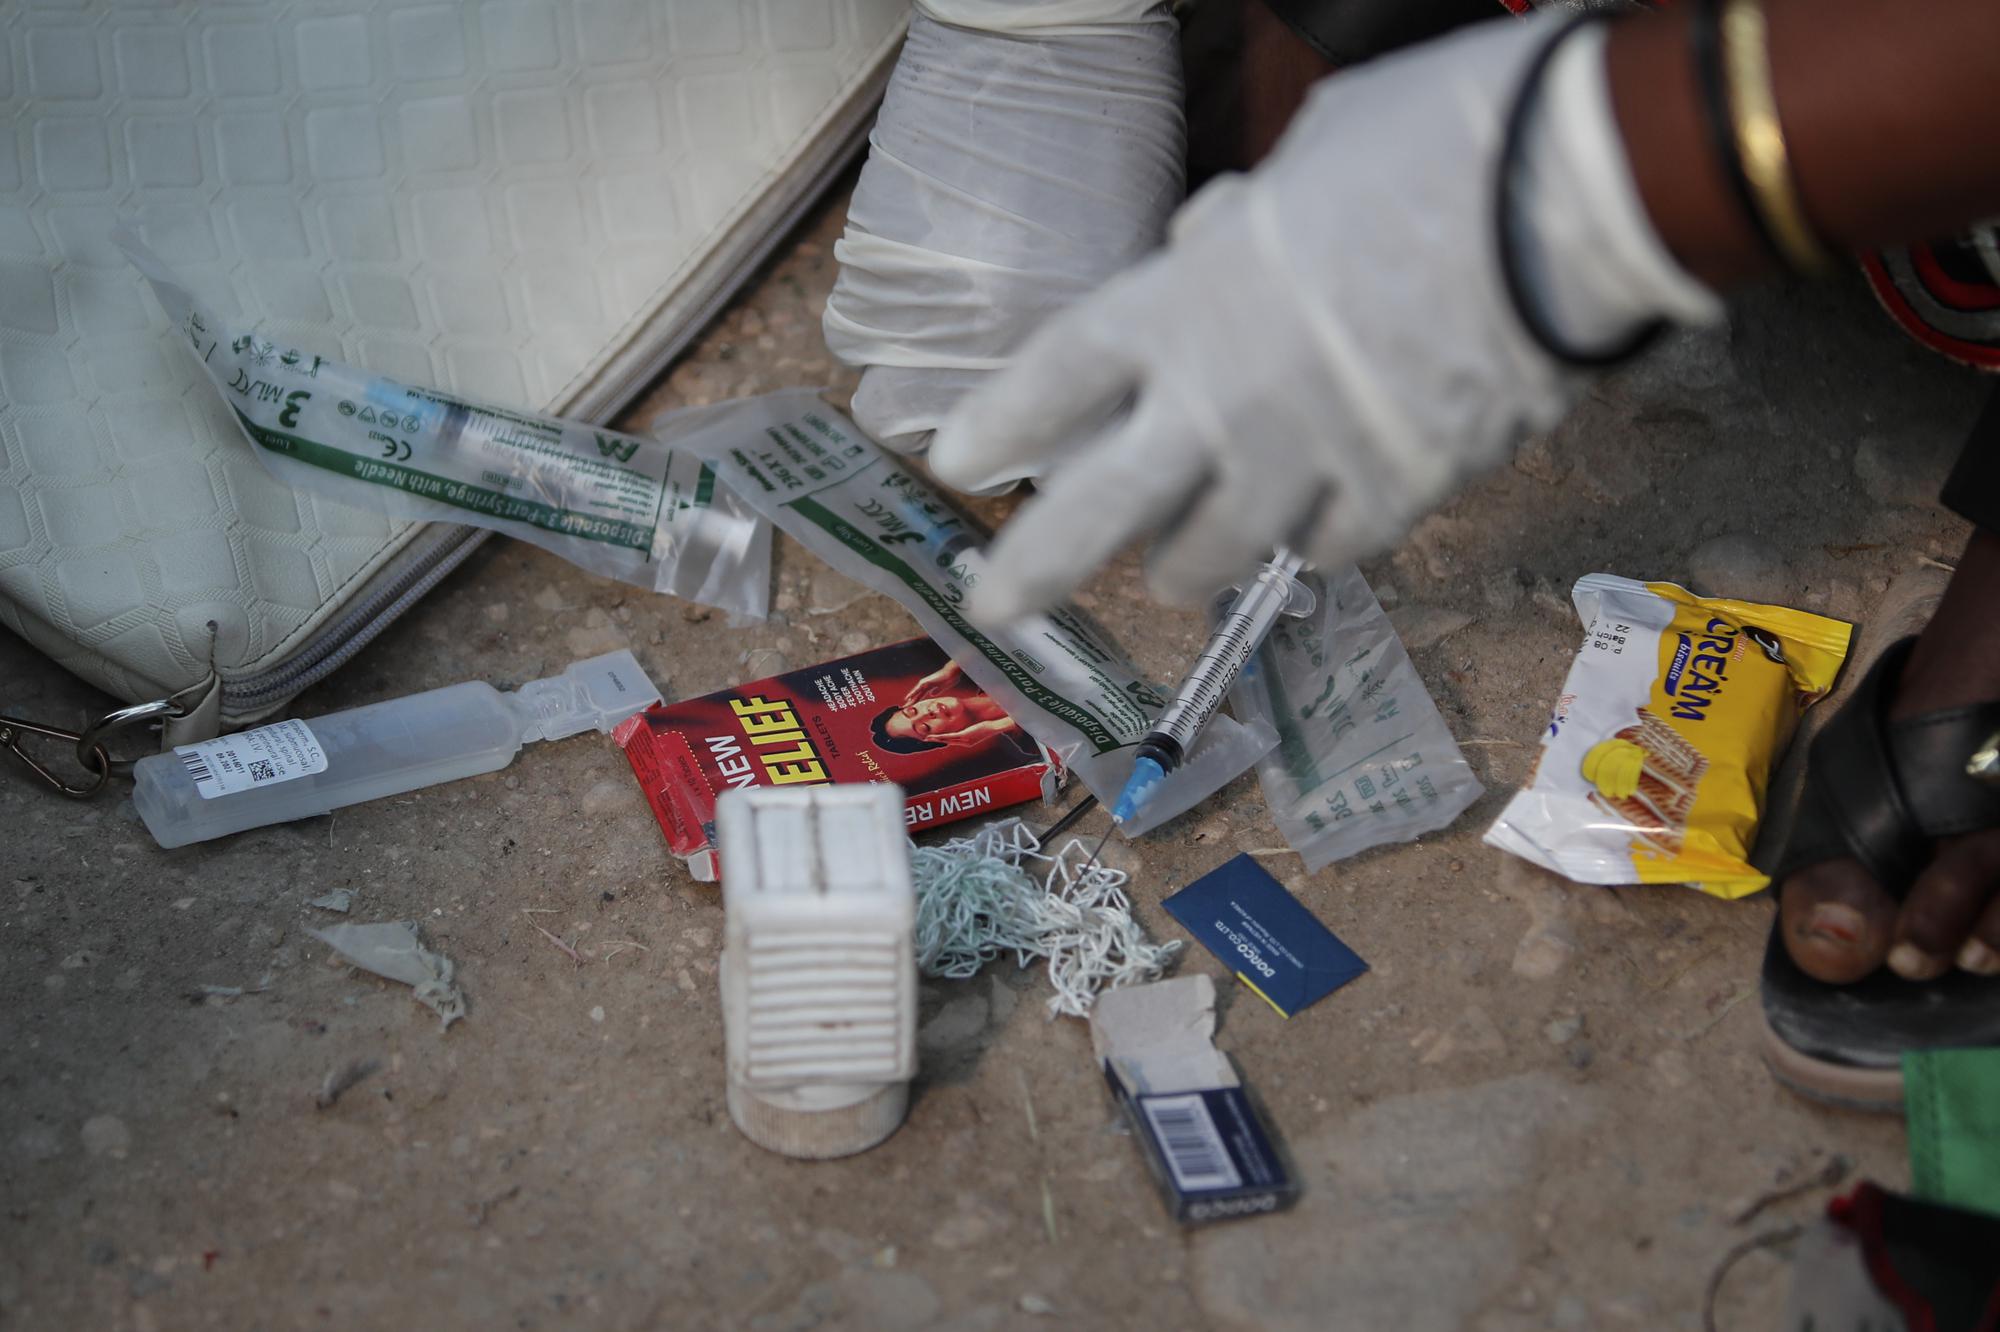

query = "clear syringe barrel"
[[1149, 551, 1308, 757], [132, 682, 525, 849]]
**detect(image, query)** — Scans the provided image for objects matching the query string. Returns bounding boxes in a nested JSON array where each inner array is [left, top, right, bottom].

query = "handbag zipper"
[[218, 525, 489, 717]]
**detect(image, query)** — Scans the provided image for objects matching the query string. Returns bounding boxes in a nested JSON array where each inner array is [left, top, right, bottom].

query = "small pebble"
[[1481, 568, 1525, 612], [1853, 434, 1956, 508], [589, 1006, 605, 1024], [80, 1114, 131, 1158], [739, 648, 788, 678], [1513, 432, 1567, 484], [581, 780, 636, 820], [918, 995, 988, 1052], [1686, 533, 1790, 605], [1387, 606, 1473, 653]]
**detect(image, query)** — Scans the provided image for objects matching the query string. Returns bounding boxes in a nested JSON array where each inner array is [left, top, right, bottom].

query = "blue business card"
[[1162, 853, 1369, 1017]]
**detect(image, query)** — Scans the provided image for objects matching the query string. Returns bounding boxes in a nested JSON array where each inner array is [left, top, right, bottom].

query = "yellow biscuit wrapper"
[[1485, 574, 1851, 897]]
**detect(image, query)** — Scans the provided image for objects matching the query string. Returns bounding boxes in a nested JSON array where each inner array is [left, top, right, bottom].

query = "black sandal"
[[1759, 636, 2000, 1110]]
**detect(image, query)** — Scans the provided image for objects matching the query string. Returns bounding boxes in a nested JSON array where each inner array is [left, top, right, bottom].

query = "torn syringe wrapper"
[[309, 921, 465, 1029], [118, 232, 771, 618], [1091, 976, 1297, 1225]]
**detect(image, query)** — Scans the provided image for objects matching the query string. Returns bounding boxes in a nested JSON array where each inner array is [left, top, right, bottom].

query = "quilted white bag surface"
[[0, 0, 903, 739]]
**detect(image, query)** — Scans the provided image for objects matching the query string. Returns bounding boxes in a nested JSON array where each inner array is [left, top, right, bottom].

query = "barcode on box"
[[179, 749, 216, 792], [1141, 1094, 1243, 1193]]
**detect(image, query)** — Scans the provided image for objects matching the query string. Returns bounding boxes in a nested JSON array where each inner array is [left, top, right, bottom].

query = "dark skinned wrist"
[[1607, 0, 2000, 294]]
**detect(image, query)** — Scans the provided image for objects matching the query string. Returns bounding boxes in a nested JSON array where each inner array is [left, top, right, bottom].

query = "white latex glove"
[[822, 5, 1185, 457], [928, 15, 1723, 622]]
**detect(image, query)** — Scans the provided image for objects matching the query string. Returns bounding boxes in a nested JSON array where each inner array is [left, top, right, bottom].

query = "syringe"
[[1111, 549, 1311, 826]]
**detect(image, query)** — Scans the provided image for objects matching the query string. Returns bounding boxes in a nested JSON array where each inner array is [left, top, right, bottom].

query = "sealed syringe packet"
[[118, 232, 771, 618], [1227, 565, 1484, 870], [651, 390, 1278, 835]]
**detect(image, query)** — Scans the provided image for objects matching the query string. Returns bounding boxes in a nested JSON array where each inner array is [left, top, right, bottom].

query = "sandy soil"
[[1, 185, 1985, 1331]]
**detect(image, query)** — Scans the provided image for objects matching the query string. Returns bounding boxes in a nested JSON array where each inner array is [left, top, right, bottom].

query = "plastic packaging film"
[[1228, 565, 1485, 871], [822, 9, 1185, 455], [124, 206, 1456, 857], [120, 234, 771, 618], [651, 389, 1278, 837], [915, 0, 1176, 35], [122, 219, 1260, 836]]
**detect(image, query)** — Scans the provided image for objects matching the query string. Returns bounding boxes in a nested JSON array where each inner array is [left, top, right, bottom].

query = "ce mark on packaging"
[[336, 400, 421, 458]]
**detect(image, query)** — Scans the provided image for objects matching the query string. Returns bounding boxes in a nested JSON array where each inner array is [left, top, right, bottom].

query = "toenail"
[[1889, 942, 1948, 980], [1803, 903, 1865, 944], [1958, 939, 2000, 975]]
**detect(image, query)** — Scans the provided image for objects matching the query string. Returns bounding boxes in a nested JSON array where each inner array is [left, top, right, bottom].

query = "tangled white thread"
[[911, 818, 1181, 1018]]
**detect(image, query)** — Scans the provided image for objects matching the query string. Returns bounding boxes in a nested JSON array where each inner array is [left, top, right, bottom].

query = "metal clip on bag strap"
[[1, 696, 190, 800], [0, 715, 111, 799]]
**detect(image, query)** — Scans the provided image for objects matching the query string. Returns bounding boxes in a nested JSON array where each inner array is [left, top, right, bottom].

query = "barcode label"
[[1140, 1094, 1243, 1193], [179, 749, 216, 791], [172, 719, 328, 800]]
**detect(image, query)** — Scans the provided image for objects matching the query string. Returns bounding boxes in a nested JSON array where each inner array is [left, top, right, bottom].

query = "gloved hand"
[[822, 3, 1185, 458], [928, 15, 1723, 621]]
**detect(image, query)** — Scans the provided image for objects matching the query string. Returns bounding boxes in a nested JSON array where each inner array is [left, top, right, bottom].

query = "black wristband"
[[1494, 13, 1665, 369], [1689, 0, 1787, 269]]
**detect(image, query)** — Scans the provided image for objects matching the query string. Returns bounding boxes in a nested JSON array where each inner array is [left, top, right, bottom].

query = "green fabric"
[[1903, 1047, 2000, 1217]]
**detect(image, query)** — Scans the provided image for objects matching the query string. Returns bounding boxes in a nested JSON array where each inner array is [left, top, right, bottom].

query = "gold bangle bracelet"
[[1719, 0, 1833, 274]]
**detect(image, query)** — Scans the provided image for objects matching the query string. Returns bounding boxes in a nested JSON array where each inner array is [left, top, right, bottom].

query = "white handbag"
[[0, 0, 903, 777]]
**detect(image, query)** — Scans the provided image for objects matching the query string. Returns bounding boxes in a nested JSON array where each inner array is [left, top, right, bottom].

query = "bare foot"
[[1781, 530, 2000, 983]]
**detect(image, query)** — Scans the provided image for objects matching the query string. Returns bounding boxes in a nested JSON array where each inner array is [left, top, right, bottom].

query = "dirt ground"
[[2, 185, 1987, 1332]]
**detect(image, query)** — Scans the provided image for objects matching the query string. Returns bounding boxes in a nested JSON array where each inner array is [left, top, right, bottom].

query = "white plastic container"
[[717, 783, 917, 1159], [132, 651, 659, 848]]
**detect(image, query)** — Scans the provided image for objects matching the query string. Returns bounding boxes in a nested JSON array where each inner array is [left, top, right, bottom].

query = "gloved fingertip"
[[965, 584, 1022, 626], [966, 572, 1046, 627], [955, 474, 1023, 500], [877, 428, 934, 458], [927, 421, 1012, 493]]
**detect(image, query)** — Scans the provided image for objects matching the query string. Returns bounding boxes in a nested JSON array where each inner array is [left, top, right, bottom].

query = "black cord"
[[1690, 0, 1788, 269], [1494, 13, 1666, 369], [1037, 792, 1099, 845]]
